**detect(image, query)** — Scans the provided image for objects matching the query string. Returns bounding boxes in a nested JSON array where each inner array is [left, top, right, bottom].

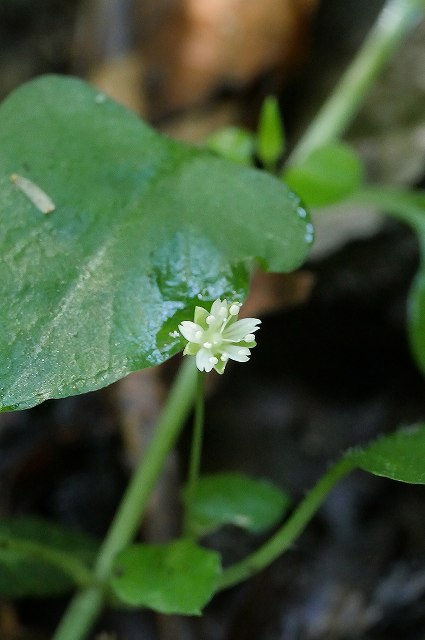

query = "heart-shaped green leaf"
[[349, 424, 425, 484], [184, 472, 291, 536], [111, 540, 221, 614], [0, 75, 312, 412]]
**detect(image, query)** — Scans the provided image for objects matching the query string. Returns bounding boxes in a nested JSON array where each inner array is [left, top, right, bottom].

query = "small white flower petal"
[[194, 306, 210, 326], [212, 299, 229, 320], [196, 348, 214, 372], [225, 345, 251, 362], [179, 298, 260, 373], [210, 299, 226, 317], [178, 321, 204, 343], [222, 318, 261, 341]]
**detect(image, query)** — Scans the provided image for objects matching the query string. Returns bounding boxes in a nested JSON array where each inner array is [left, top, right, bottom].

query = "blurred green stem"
[[218, 457, 357, 590], [52, 0, 425, 636], [53, 358, 198, 640], [289, 0, 425, 164], [0, 537, 94, 588], [183, 371, 205, 537]]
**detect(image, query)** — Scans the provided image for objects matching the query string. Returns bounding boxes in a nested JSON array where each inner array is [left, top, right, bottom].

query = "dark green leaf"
[[283, 142, 363, 207], [111, 540, 221, 614], [256, 96, 285, 169], [351, 186, 425, 374], [0, 518, 97, 597], [184, 472, 291, 536], [410, 269, 425, 374], [205, 126, 255, 165], [349, 424, 425, 484], [0, 75, 312, 412]]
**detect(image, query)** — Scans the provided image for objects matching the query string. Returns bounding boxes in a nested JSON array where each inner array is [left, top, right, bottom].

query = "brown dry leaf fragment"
[[115, 368, 166, 466], [137, 0, 320, 115], [115, 368, 182, 544], [89, 52, 147, 115], [241, 270, 315, 319], [0, 601, 22, 638]]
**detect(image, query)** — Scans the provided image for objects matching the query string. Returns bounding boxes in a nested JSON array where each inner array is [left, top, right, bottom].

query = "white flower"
[[178, 298, 261, 374]]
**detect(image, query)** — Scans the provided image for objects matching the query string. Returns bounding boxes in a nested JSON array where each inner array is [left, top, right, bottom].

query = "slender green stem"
[[289, 0, 425, 164], [183, 371, 205, 537], [51, 3, 425, 635], [349, 185, 425, 229], [187, 372, 205, 497], [53, 358, 198, 640], [0, 537, 94, 588], [217, 456, 356, 590]]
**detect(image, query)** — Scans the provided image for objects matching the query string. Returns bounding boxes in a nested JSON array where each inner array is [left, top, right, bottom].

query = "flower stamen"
[[178, 298, 260, 374]]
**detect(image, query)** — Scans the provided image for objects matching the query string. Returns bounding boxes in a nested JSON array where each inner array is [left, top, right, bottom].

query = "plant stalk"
[[289, 0, 425, 164], [0, 537, 94, 588], [53, 357, 198, 640], [218, 457, 356, 590], [183, 371, 205, 537], [51, 1, 425, 634]]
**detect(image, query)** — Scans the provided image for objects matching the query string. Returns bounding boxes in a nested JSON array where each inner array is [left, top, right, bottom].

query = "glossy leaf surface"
[[0, 75, 312, 411]]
